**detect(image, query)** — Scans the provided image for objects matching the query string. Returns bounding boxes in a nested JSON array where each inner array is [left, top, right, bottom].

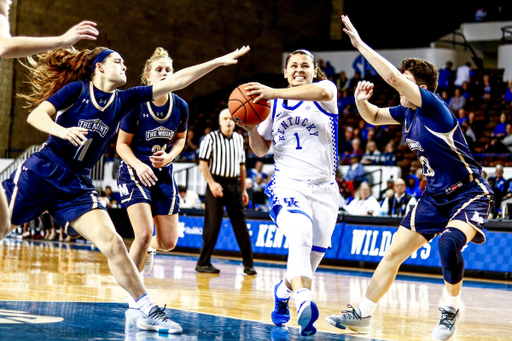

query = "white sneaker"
[[143, 246, 156, 275], [431, 307, 459, 340], [326, 304, 371, 333], [137, 305, 182, 334]]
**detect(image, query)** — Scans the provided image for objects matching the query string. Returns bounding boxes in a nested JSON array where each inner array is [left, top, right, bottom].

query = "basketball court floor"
[[0, 238, 510, 340]]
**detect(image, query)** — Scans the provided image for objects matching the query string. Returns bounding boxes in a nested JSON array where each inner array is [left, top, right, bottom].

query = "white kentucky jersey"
[[257, 80, 338, 182]]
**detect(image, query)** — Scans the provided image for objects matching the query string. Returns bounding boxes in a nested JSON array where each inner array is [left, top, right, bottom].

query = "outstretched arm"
[[152, 46, 250, 99], [341, 15, 422, 107], [0, 15, 98, 58], [246, 82, 333, 103]]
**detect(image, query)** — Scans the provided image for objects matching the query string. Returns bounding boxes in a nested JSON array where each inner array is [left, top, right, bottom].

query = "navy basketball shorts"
[[117, 161, 180, 217], [265, 174, 340, 251], [400, 178, 493, 244], [2, 152, 104, 237]]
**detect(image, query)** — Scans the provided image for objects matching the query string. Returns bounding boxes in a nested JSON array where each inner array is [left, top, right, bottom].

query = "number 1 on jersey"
[[293, 133, 302, 150]]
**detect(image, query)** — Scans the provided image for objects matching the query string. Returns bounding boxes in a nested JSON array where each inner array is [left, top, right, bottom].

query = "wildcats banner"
[[176, 216, 512, 273]]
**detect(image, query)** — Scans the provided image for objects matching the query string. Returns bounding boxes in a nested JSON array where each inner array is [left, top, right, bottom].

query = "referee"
[[195, 109, 257, 275]]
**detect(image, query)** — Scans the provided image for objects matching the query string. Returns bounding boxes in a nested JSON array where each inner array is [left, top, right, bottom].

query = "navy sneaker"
[[271, 281, 290, 326]]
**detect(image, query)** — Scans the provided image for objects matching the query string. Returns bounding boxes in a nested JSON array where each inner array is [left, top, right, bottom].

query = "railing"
[[435, 32, 484, 70], [363, 167, 383, 196], [501, 25, 512, 44], [0, 145, 43, 182]]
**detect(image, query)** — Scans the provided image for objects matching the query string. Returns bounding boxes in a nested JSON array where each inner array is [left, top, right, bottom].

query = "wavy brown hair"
[[399, 58, 439, 93], [19, 46, 108, 109], [141, 47, 173, 85]]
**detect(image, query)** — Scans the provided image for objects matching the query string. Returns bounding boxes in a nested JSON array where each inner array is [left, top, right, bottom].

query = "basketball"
[[228, 84, 271, 126]]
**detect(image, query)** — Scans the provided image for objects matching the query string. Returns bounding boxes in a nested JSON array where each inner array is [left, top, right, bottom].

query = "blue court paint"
[[0, 301, 383, 341]]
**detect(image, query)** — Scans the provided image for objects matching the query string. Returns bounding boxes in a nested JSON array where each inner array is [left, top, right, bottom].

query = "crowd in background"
[[14, 52, 512, 242]]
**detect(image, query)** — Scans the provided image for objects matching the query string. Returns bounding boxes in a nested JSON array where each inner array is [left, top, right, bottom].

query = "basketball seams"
[[228, 83, 270, 126]]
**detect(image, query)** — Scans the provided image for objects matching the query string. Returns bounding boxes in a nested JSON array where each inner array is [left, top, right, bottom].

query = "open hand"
[[341, 15, 363, 49], [355, 81, 374, 102], [217, 46, 250, 66], [135, 163, 158, 187], [61, 21, 99, 46]]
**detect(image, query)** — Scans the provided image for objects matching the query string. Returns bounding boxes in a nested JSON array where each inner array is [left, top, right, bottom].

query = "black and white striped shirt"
[[198, 130, 246, 178]]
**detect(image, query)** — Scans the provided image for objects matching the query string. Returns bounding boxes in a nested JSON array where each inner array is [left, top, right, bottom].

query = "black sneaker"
[[195, 264, 220, 273]]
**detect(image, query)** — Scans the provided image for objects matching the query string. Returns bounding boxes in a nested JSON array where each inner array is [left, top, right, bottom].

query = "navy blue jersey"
[[390, 87, 482, 195], [120, 93, 189, 164], [44, 81, 153, 170]]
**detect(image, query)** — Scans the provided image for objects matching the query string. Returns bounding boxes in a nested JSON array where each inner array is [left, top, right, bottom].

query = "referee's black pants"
[[197, 176, 254, 268]]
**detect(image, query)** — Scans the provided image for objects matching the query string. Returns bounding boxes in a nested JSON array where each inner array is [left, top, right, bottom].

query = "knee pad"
[[310, 250, 325, 273], [438, 228, 467, 285], [277, 210, 314, 282]]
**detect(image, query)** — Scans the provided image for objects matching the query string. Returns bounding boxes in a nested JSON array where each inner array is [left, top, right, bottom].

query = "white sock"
[[444, 293, 460, 311], [294, 288, 312, 312], [358, 297, 378, 317], [276, 281, 292, 300], [135, 293, 156, 315]]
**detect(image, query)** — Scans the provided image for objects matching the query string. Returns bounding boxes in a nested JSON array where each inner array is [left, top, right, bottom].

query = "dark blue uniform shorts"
[[400, 178, 493, 244], [117, 161, 180, 217]]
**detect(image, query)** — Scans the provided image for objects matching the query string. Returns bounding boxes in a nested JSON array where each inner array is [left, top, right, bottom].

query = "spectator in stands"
[[437, 61, 454, 94], [244, 178, 254, 209], [461, 120, 476, 151], [345, 182, 380, 216], [378, 179, 395, 202], [178, 185, 200, 209], [454, 62, 472, 87], [248, 159, 266, 181], [338, 89, 355, 114], [350, 138, 364, 158], [345, 155, 367, 189], [493, 112, 508, 137], [337, 71, 349, 91], [486, 123, 512, 153], [479, 74, 493, 101], [502, 80, 512, 104], [340, 126, 354, 164], [98, 186, 119, 209], [405, 174, 422, 198], [358, 119, 370, 141], [252, 173, 268, 210], [465, 111, 482, 140], [323, 61, 336, 79], [475, 6, 488, 21], [197, 126, 212, 153], [336, 169, 353, 202], [415, 168, 428, 193], [488, 164, 508, 210], [449, 88, 466, 113], [379, 178, 417, 217], [379, 141, 397, 166], [460, 81, 473, 102], [440, 90, 450, 106], [456, 108, 468, 126], [362, 141, 381, 165], [348, 71, 362, 90], [182, 129, 199, 160]]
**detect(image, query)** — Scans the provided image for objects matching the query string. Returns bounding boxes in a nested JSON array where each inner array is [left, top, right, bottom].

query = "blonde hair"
[[141, 47, 173, 85]]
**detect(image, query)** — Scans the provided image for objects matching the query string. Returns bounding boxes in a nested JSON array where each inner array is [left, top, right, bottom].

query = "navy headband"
[[91, 49, 116, 73]]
